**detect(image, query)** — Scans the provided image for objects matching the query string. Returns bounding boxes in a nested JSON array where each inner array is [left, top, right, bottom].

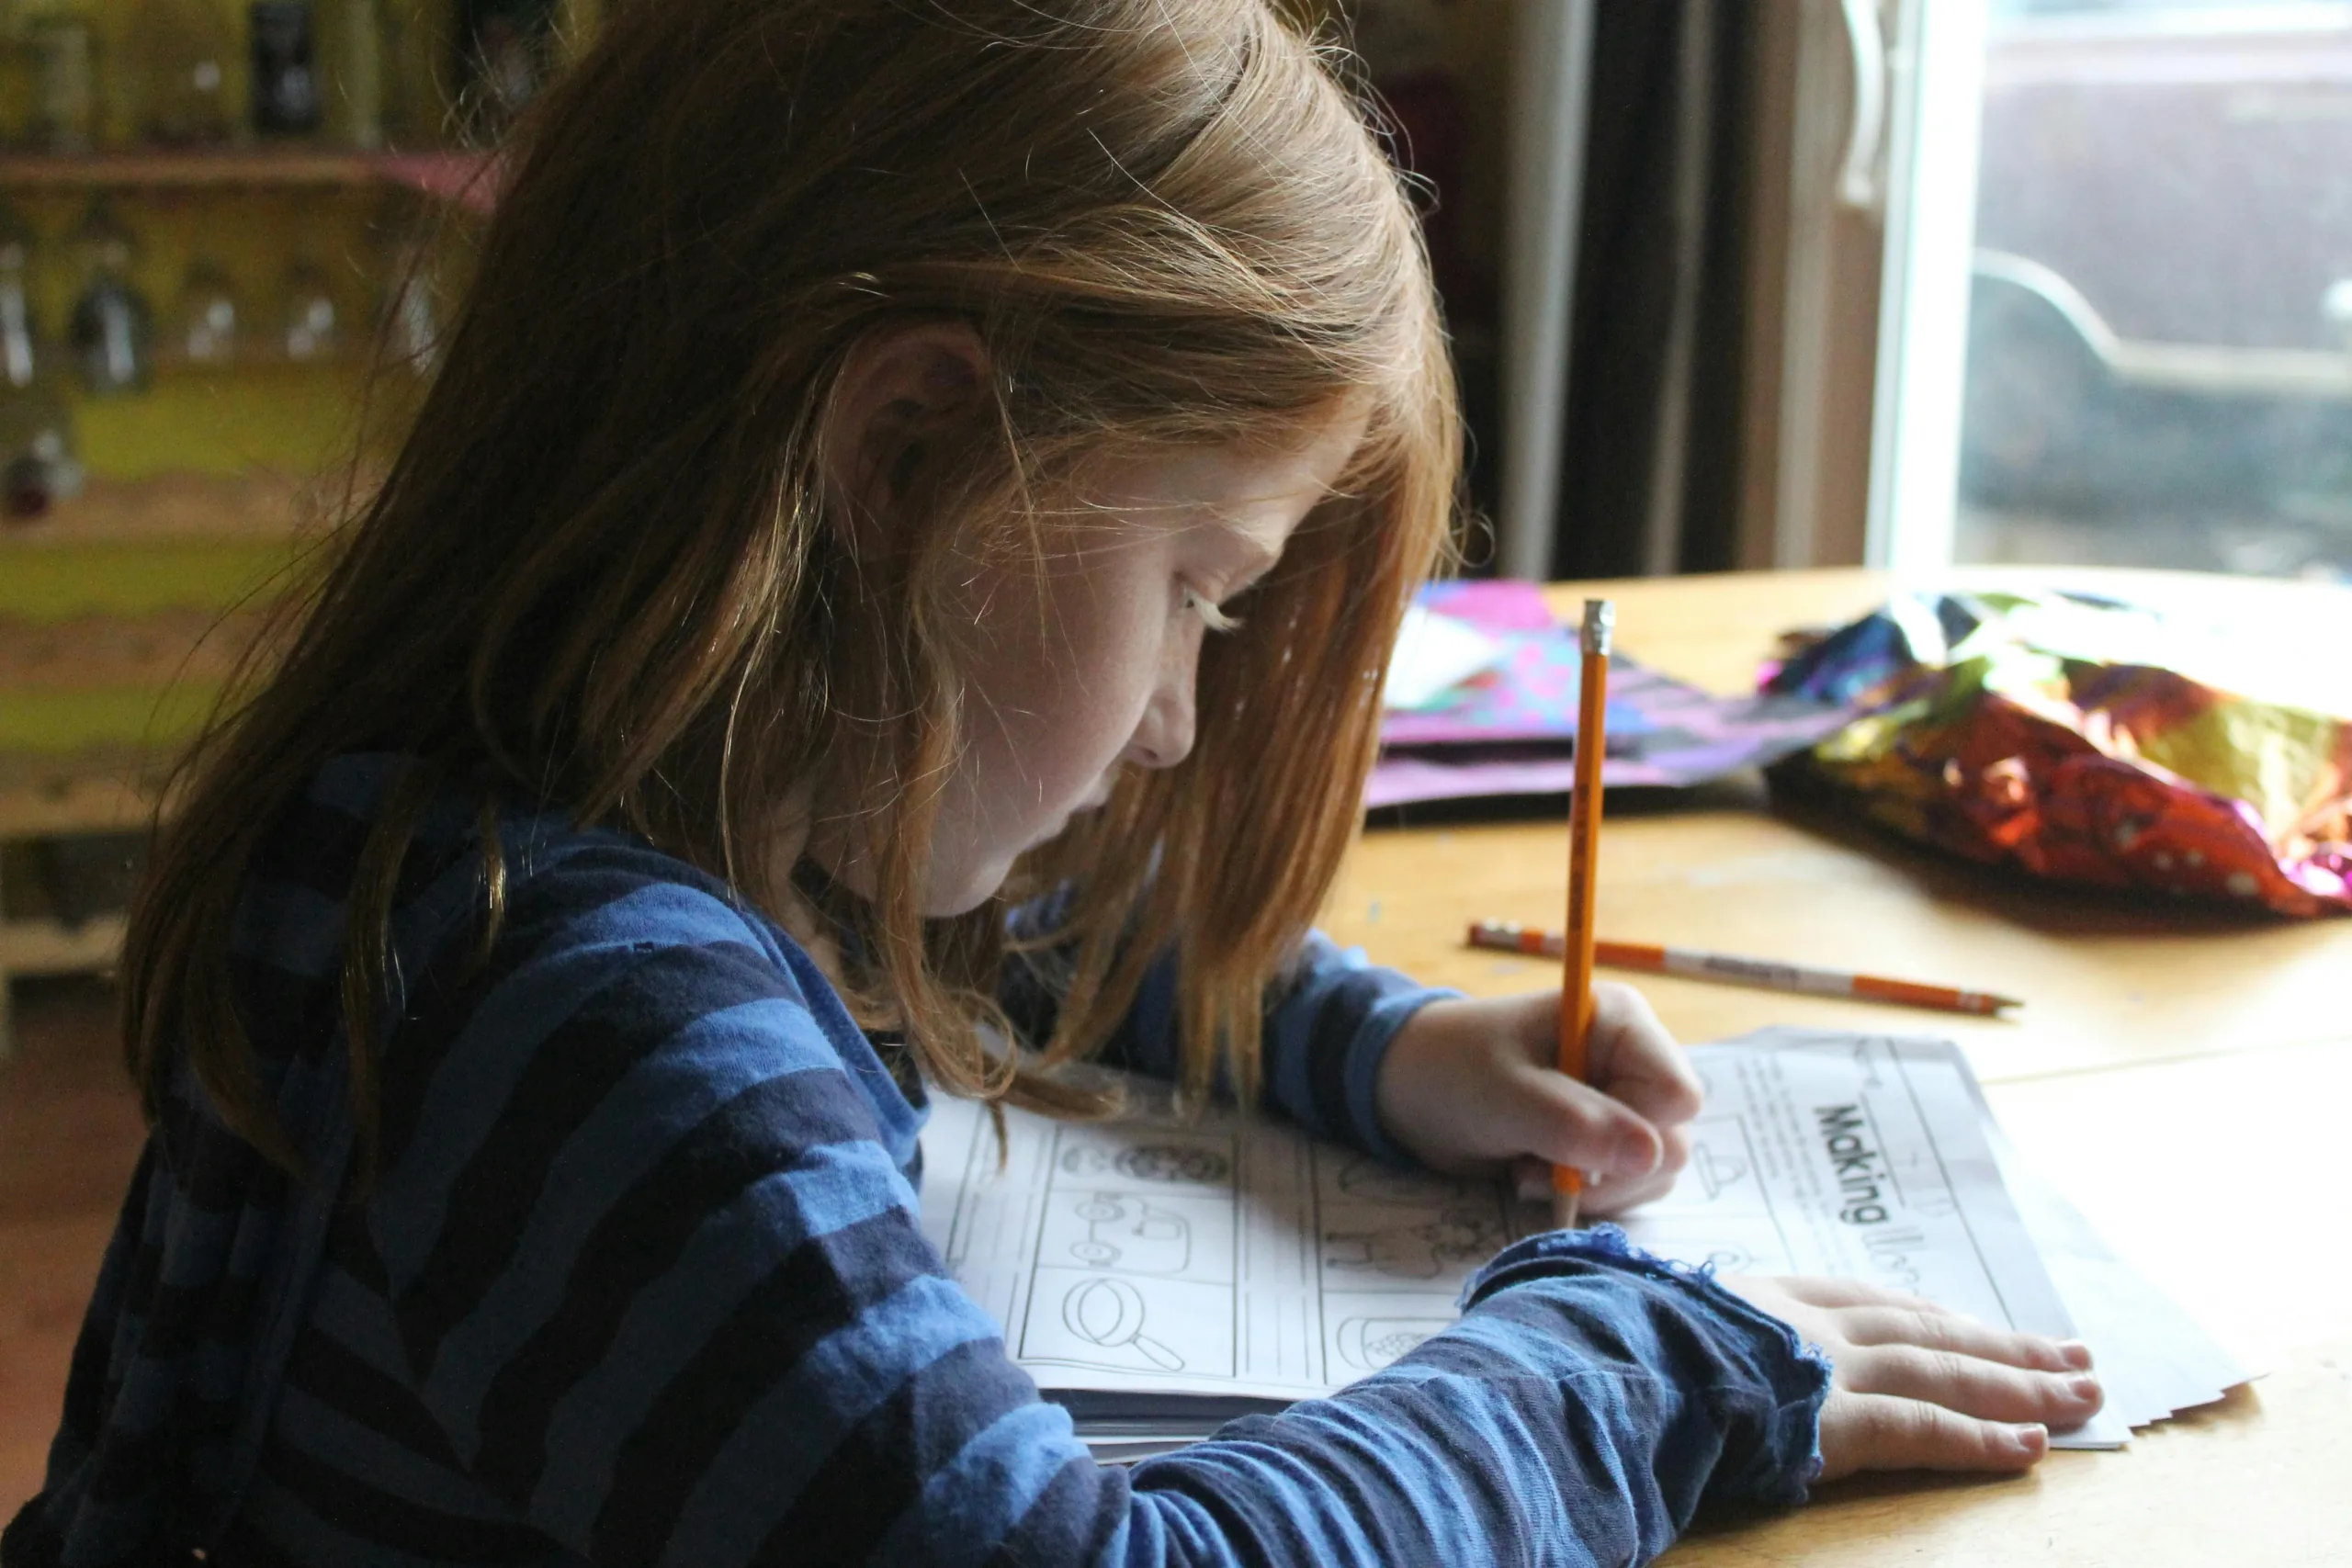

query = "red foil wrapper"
[[1765, 592, 2352, 915]]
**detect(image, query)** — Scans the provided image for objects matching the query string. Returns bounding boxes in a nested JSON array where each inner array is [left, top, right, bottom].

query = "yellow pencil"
[[1555, 600, 1611, 1229]]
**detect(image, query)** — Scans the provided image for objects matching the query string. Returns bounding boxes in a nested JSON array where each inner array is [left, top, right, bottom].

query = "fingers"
[[1842, 1343, 2103, 1426], [1499, 1067, 1666, 1181], [1834, 1302, 2102, 1427], [1385, 987, 1698, 1189], [1726, 1274, 2101, 1481], [1787, 1281, 2101, 1479], [1837, 1305, 2094, 1374], [1510, 1125, 1684, 1214], [1757, 1275, 1950, 1314], [1764, 1279, 2096, 1374], [1510, 1156, 1552, 1205], [1577, 1122, 1690, 1215], [1816, 1391, 2051, 1482], [1584, 983, 1705, 1125]]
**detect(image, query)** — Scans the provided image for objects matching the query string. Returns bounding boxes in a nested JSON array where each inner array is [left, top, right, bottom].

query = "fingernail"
[[2067, 1373, 2100, 1403], [2006, 1424, 2047, 1459], [1612, 1133, 1660, 1178], [2059, 1339, 2094, 1371]]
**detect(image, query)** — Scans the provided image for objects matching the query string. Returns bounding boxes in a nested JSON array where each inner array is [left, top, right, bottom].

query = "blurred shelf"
[[0, 911, 127, 977], [0, 148, 500, 212], [148, 344, 372, 375], [0, 146, 374, 186], [0, 605, 260, 692], [0, 471, 339, 547], [376, 151, 503, 214], [0, 758, 159, 839]]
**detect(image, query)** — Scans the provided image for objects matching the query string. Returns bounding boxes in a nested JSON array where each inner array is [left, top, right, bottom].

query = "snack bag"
[[1765, 591, 2352, 915]]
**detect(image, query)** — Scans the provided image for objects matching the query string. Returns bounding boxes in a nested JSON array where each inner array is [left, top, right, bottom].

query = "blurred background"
[[0, 0, 533, 1036], [1961, 0, 2352, 578], [0, 0, 565, 1506], [8, 0, 2352, 1065]]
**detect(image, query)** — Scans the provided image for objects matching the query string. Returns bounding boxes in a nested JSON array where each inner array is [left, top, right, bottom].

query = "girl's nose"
[[1124, 660, 1198, 772]]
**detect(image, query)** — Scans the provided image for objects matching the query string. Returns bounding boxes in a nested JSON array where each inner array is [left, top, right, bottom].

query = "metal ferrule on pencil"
[[1580, 598, 1614, 657]]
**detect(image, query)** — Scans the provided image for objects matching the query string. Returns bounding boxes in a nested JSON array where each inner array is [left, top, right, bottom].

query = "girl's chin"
[[920, 855, 1022, 919], [926, 810, 1097, 917]]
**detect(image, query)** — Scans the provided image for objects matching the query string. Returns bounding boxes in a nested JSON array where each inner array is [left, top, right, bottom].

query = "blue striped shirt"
[[6, 755, 1828, 1567]]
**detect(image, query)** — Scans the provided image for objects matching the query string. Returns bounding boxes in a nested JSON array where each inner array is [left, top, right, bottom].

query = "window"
[[1947, 0, 2352, 577]]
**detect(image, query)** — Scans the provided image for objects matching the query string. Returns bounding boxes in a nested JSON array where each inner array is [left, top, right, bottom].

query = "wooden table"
[[1321, 568, 2352, 1568]]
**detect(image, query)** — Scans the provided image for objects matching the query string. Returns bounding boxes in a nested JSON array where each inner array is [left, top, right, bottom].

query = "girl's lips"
[[1031, 788, 1114, 849]]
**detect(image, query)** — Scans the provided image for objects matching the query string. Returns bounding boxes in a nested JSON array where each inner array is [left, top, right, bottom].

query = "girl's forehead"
[[1057, 448, 1343, 561], [1082, 405, 1370, 511]]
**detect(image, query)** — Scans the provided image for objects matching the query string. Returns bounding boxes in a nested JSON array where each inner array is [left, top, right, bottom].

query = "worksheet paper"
[[916, 1029, 2135, 1451], [1984, 1122, 2254, 1430]]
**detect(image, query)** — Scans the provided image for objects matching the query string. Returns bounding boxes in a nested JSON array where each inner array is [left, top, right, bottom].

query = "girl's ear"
[[820, 321, 989, 553]]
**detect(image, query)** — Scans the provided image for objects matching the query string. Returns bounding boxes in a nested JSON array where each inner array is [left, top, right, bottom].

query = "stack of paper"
[[1367, 581, 1854, 808], [1383, 603, 1510, 713], [1983, 1123, 2254, 1431], [916, 1027, 2248, 1461]]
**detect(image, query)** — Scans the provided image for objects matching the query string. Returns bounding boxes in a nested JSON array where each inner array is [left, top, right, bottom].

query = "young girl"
[[7, 4, 2101, 1564]]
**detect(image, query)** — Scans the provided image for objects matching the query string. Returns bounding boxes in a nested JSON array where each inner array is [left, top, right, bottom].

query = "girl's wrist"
[[1463, 1227, 1833, 1507], [1367, 994, 1472, 1167], [1351, 989, 1462, 1168]]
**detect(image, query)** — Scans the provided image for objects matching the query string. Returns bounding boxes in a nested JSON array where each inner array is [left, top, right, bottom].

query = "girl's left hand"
[[1373, 984, 1702, 1216]]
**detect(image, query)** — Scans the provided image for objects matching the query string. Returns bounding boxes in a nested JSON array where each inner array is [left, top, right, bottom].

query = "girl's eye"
[[1180, 584, 1241, 634]]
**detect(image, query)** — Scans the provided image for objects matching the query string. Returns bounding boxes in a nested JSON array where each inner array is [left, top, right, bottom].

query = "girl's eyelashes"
[[1180, 583, 1242, 634]]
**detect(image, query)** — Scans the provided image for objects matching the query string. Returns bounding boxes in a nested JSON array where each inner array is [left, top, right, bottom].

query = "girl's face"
[[919, 408, 1366, 914]]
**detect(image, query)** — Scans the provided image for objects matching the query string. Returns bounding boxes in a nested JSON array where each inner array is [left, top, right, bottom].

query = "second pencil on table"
[[1468, 920, 2023, 1017]]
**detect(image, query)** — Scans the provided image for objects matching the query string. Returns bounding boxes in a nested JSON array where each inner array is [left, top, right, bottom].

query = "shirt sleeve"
[[1122, 1231, 1829, 1566], [999, 911, 1453, 1160], [361, 846, 1822, 1568]]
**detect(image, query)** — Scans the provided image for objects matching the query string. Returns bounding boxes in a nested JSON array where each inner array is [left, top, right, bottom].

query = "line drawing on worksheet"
[[918, 1090, 1539, 1401]]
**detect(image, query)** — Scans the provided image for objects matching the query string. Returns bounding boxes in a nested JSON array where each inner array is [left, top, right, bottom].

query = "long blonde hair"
[[123, 0, 1461, 1170]]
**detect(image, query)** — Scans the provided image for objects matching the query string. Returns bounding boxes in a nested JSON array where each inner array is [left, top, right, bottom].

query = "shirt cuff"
[[1337, 983, 1457, 1165], [1464, 1224, 1832, 1508]]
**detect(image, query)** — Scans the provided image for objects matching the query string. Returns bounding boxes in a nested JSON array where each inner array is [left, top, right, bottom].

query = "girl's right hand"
[[1722, 1275, 2104, 1481]]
